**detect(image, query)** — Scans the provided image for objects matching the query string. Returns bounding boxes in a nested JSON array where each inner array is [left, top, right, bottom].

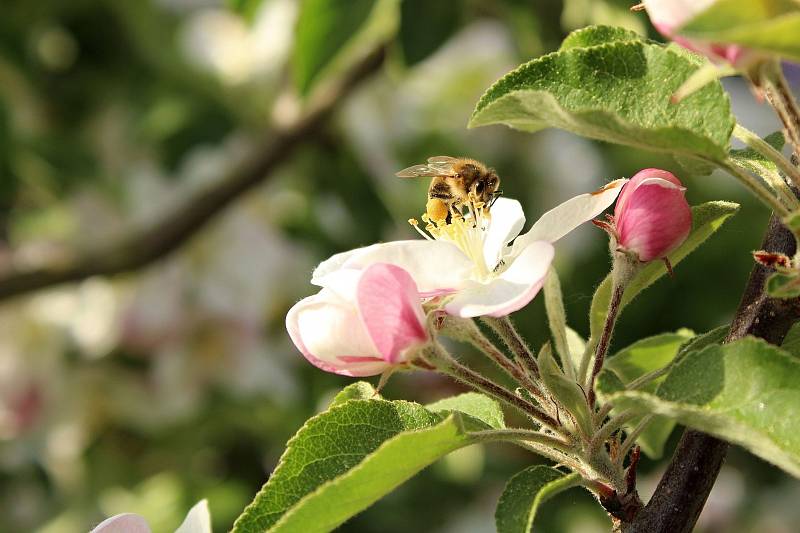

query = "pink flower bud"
[[643, 0, 761, 70], [612, 168, 692, 263], [286, 263, 429, 377]]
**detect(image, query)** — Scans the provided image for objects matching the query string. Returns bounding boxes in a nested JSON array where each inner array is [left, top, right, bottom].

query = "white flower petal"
[[176, 500, 212, 533], [512, 179, 626, 254], [90, 514, 151, 533], [315, 240, 473, 294], [444, 241, 554, 317], [287, 289, 388, 376], [482, 198, 525, 270]]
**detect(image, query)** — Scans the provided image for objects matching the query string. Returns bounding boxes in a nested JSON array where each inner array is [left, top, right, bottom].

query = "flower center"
[[409, 194, 493, 281]]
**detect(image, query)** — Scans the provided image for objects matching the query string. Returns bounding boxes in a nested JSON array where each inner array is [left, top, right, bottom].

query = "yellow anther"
[[408, 218, 419, 226]]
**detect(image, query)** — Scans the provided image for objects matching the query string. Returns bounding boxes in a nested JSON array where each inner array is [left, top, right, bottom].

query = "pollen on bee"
[[426, 198, 449, 223]]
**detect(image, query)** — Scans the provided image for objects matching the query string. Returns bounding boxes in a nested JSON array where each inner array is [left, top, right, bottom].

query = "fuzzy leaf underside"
[[600, 337, 800, 478], [470, 26, 735, 163], [680, 0, 800, 62], [603, 331, 694, 458]]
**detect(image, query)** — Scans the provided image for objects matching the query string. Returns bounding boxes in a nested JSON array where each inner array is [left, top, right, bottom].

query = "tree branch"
[[0, 46, 387, 301], [627, 212, 800, 533]]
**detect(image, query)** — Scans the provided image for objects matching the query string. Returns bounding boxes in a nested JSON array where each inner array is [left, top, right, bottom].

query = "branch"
[[627, 212, 800, 533], [0, 46, 387, 301]]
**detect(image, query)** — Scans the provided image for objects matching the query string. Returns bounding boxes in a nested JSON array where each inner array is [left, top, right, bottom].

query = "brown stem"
[[588, 281, 625, 407], [763, 61, 800, 157], [626, 213, 800, 533], [0, 45, 387, 301]]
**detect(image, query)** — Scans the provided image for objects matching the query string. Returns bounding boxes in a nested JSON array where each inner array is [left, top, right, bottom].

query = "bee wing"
[[395, 162, 458, 178], [427, 155, 457, 164]]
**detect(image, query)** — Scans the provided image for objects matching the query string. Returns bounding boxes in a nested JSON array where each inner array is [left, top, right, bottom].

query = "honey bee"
[[395, 156, 501, 222]]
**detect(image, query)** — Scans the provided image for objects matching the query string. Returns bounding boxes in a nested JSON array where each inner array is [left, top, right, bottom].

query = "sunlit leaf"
[[495, 465, 580, 533], [600, 337, 800, 477], [470, 25, 735, 163]]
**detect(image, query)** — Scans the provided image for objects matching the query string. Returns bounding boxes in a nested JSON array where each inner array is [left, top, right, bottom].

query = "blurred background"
[[1, 1, 799, 532]]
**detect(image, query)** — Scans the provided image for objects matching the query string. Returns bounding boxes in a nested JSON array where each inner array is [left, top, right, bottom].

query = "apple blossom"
[[642, 0, 762, 70], [601, 168, 692, 263], [311, 180, 626, 318], [286, 262, 429, 377], [91, 500, 211, 533]]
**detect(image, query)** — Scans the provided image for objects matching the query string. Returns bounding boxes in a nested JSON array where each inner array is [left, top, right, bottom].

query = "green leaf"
[[232, 399, 479, 532], [766, 270, 800, 298], [427, 392, 506, 430], [398, 0, 461, 65], [329, 381, 379, 408], [680, 0, 800, 63], [675, 325, 729, 364], [559, 25, 642, 51], [538, 345, 592, 437], [543, 269, 574, 378], [730, 131, 788, 197], [603, 337, 800, 477], [588, 201, 739, 348], [566, 326, 587, 379], [469, 25, 735, 163], [293, 0, 378, 94], [495, 465, 580, 533], [603, 330, 694, 458], [730, 131, 785, 175]]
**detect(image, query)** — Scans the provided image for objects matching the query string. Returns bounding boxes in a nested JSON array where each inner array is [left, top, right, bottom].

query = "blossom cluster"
[[287, 168, 691, 377]]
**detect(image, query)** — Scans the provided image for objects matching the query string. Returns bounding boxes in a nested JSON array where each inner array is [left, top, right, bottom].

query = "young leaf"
[[469, 25, 735, 163], [495, 465, 581, 533], [427, 392, 506, 430], [293, 0, 378, 94], [329, 381, 379, 408], [588, 201, 739, 350], [729, 131, 790, 199], [543, 269, 574, 378], [232, 399, 480, 533], [603, 337, 800, 478], [603, 330, 694, 458], [680, 0, 800, 63], [781, 321, 800, 359], [538, 344, 592, 437]]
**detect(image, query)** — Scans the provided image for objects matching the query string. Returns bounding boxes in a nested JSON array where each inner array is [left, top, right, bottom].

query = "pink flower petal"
[[357, 263, 428, 364], [286, 290, 391, 377], [615, 170, 692, 262]]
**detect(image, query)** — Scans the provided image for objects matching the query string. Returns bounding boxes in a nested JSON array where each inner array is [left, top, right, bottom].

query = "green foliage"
[[495, 466, 580, 533], [680, 0, 800, 62], [329, 381, 379, 407], [589, 201, 739, 349], [469, 25, 735, 163], [538, 344, 592, 437], [293, 0, 378, 94], [765, 271, 800, 298], [729, 131, 786, 177], [603, 331, 693, 458], [599, 337, 800, 477], [398, 0, 461, 65], [427, 392, 506, 430], [543, 269, 573, 377], [232, 392, 502, 532]]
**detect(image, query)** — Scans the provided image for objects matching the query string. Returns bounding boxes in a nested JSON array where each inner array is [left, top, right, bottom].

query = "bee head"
[[472, 171, 501, 204]]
